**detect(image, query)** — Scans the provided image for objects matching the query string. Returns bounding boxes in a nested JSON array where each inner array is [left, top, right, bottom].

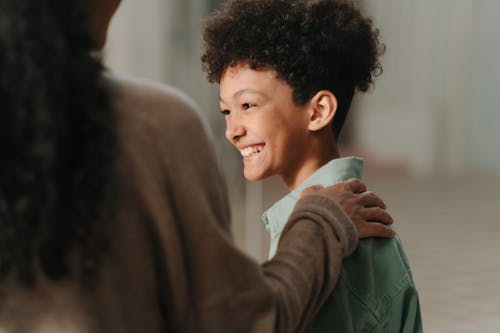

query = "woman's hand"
[[301, 179, 395, 238]]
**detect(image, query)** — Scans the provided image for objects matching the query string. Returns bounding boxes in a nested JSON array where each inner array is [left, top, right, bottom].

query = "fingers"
[[344, 178, 366, 194], [332, 180, 395, 239], [358, 222, 396, 239], [359, 191, 387, 209], [361, 206, 393, 225]]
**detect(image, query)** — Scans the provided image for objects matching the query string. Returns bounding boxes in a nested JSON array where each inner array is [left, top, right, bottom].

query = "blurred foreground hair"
[[0, 0, 116, 286]]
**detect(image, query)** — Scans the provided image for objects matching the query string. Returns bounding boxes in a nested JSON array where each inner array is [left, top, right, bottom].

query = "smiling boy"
[[202, 0, 422, 331]]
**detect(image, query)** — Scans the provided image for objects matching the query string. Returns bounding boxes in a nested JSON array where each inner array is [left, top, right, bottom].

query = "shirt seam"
[[338, 269, 415, 322], [368, 273, 417, 332]]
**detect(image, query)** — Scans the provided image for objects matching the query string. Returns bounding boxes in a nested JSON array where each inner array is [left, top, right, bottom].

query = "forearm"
[[262, 194, 358, 333]]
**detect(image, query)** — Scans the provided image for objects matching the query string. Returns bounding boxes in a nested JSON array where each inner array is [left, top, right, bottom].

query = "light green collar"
[[262, 157, 363, 257]]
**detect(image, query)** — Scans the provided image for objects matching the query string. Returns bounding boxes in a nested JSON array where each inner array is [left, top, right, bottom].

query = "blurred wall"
[[358, 0, 500, 177], [467, 1, 500, 174], [104, 0, 500, 179]]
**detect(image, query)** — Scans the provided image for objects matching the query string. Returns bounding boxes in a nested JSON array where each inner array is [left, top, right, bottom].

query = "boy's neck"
[[283, 140, 340, 190]]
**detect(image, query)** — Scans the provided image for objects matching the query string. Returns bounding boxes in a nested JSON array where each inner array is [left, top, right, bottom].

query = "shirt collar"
[[262, 156, 363, 246]]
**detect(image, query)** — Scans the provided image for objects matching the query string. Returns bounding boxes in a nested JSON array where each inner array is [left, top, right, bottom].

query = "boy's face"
[[219, 64, 312, 185]]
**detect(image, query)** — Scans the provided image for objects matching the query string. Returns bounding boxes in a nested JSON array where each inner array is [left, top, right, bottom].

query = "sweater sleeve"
[[263, 194, 358, 333]]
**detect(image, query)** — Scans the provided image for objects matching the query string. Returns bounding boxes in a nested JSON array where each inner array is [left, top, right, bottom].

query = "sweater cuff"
[[289, 194, 358, 257]]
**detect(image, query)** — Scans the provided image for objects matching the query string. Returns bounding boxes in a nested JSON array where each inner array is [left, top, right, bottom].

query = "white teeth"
[[240, 145, 263, 157]]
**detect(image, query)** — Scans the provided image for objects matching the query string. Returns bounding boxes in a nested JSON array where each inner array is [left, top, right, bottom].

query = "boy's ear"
[[307, 90, 338, 132]]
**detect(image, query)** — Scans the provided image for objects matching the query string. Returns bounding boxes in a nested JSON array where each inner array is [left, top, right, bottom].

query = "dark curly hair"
[[0, 0, 116, 286], [201, 0, 384, 138]]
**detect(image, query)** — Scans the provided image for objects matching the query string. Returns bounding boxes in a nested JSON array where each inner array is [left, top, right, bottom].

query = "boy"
[[202, 0, 422, 331]]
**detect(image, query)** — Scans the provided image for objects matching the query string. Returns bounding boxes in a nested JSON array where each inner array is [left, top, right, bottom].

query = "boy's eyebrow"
[[219, 89, 269, 102]]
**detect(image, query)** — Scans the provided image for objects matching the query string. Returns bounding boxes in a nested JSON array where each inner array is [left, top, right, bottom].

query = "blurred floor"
[[367, 176, 500, 333]]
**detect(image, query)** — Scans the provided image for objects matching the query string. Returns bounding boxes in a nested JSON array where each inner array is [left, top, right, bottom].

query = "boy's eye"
[[220, 109, 231, 115], [242, 103, 255, 110]]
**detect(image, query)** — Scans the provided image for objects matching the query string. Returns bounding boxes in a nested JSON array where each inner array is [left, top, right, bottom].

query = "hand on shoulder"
[[301, 178, 396, 239]]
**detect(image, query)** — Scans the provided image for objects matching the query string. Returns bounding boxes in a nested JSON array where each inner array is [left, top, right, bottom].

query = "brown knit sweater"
[[0, 74, 357, 333]]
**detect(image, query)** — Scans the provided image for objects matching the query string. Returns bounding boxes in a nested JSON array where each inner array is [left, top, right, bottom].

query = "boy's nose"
[[225, 117, 246, 144]]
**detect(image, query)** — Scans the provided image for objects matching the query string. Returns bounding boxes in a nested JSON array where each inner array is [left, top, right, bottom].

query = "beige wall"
[[359, 0, 499, 178]]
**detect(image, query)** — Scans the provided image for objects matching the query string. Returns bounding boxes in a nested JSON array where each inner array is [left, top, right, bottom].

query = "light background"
[[105, 1, 500, 331]]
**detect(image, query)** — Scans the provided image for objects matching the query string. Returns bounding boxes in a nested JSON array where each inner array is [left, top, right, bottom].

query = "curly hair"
[[201, 0, 384, 138], [0, 0, 116, 286]]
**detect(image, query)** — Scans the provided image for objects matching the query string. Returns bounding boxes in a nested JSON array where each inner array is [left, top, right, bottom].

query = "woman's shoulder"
[[103, 72, 204, 127], [103, 72, 216, 160]]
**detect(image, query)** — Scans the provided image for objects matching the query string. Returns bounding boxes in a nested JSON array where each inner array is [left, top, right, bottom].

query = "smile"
[[240, 144, 265, 157]]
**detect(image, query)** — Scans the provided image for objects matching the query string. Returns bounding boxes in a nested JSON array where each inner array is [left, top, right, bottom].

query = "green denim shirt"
[[262, 157, 423, 332]]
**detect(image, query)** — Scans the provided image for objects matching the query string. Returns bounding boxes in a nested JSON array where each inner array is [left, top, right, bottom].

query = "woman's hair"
[[0, 0, 116, 285], [201, 0, 384, 138]]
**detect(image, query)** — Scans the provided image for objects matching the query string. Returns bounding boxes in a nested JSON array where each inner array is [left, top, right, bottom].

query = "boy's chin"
[[243, 169, 268, 182]]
